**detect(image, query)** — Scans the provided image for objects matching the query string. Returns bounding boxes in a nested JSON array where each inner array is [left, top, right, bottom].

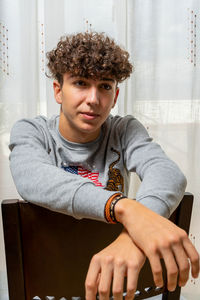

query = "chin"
[[80, 125, 100, 136]]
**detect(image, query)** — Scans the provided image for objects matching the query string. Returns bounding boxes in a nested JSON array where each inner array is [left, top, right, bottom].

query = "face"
[[53, 73, 119, 143]]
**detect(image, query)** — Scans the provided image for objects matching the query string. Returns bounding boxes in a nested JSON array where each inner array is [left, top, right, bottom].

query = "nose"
[[86, 87, 100, 105]]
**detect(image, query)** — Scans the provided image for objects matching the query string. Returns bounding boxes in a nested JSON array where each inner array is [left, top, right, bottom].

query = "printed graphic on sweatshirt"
[[105, 148, 124, 192], [62, 165, 103, 187]]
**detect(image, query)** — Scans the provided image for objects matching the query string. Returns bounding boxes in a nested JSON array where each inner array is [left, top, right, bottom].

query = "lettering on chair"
[[32, 285, 165, 300]]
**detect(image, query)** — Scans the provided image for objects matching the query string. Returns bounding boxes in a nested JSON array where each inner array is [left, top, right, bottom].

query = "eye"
[[100, 83, 112, 90]]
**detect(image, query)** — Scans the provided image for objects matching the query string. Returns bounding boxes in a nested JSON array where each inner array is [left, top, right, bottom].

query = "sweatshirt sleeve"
[[9, 119, 118, 222], [123, 117, 187, 218]]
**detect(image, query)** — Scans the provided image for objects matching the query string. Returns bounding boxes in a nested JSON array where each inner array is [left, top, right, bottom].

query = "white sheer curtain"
[[0, 1, 118, 299], [115, 0, 200, 299], [0, 0, 200, 299]]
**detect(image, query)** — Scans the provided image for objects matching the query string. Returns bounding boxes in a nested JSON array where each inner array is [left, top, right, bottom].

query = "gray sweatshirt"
[[9, 114, 187, 222]]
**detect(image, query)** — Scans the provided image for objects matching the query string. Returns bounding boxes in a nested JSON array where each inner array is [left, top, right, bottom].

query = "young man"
[[9, 32, 199, 300]]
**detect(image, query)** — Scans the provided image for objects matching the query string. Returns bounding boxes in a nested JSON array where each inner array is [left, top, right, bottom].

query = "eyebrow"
[[69, 75, 115, 83], [100, 78, 115, 83], [68, 74, 79, 79]]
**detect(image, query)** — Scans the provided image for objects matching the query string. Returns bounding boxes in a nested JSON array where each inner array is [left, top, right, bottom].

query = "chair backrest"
[[2, 193, 193, 300]]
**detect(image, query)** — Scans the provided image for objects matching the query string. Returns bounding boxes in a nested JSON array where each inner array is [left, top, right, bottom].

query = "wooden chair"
[[2, 193, 193, 300]]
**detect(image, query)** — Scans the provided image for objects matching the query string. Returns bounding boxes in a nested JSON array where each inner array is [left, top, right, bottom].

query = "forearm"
[[114, 198, 153, 234], [10, 151, 118, 221]]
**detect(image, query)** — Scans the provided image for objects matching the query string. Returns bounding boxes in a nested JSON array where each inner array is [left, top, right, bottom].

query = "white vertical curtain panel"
[[117, 1, 200, 299], [0, 0, 199, 299]]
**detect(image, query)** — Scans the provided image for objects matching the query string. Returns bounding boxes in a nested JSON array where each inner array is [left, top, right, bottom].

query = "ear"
[[53, 81, 62, 104], [112, 87, 119, 108]]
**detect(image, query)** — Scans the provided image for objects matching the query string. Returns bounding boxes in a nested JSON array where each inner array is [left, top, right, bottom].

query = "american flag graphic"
[[62, 165, 103, 187]]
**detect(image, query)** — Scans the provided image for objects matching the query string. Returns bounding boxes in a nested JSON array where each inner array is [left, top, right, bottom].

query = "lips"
[[80, 112, 100, 120]]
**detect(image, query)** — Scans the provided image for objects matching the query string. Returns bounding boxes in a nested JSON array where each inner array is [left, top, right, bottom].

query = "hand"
[[115, 198, 200, 291], [85, 229, 146, 300]]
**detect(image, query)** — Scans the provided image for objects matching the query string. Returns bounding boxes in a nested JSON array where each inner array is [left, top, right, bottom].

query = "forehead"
[[64, 73, 116, 84]]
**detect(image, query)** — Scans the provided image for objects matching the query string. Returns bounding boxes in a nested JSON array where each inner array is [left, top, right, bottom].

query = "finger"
[[125, 263, 140, 300], [183, 238, 200, 278], [161, 248, 178, 291], [112, 260, 126, 300], [98, 259, 113, 300], [85, 256, 101, 300], [172, 243, 190, 287], [148, 254, 164, 288]]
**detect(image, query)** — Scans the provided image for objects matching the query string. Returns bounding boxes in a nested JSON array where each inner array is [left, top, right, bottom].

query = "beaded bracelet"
[[104, 193, 127, 224]]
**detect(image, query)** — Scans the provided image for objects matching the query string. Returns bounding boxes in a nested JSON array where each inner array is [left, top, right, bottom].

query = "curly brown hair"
[[46, 32, 133, 86]]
